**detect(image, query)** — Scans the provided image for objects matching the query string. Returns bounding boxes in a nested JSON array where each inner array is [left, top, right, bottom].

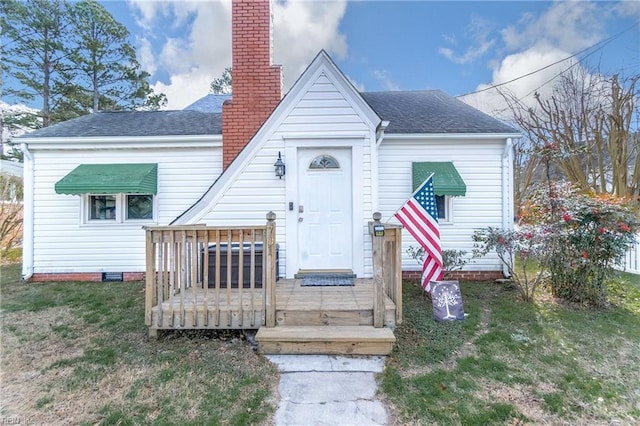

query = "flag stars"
[[416, 181, 438, 219]]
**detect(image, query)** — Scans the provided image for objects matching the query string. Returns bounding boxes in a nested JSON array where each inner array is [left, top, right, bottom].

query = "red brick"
[[222, 0, 282, 170], [29, 272, 144, 283], [401, 270, 505, 282]]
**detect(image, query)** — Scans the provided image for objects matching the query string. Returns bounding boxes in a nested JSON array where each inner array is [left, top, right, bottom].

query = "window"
[[436, 195, 452, 223], [89, 195, 116, 220], [127, 195, 153, 220], [85, 194, 154, 223], [309, 155, 340, 169]]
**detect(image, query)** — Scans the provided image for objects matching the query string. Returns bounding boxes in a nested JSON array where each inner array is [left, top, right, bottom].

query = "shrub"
[[406, 246, 471, 279], [474, 182, 638, 306], [523, 183, 638, 306], [472, 225, 549, 302]]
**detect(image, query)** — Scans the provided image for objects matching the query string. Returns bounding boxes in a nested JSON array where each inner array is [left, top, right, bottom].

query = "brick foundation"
[[402, 270, 505, 282], [29, 272, 144, 282]]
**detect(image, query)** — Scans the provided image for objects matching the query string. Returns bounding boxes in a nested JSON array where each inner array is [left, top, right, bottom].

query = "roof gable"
[[285, 50, 382, 129]]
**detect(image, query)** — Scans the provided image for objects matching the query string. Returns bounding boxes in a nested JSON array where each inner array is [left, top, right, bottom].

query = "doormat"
[[301, 274, 354, 287]]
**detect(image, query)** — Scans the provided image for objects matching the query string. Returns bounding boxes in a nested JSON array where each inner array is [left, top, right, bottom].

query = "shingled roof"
[[361, 90, 517, 134], [19, 89, 515, 138], [20, 110, 222, 138]]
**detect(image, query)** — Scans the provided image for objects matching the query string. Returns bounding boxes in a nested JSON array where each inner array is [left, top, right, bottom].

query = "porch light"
[[274, 151, 285, 179]]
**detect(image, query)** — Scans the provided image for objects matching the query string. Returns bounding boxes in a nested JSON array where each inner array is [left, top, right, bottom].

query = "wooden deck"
[[149, 278, 397, 330], [144, 213, 402, 354]]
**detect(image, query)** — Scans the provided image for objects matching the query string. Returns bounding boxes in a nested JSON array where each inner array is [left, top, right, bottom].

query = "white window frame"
[[81, 193, 156, 225], [437, 195, 453, 224]]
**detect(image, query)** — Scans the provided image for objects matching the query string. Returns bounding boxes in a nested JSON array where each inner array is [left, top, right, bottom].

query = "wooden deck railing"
[[370, 212, 403, 326], [144, 213, 277, 331]]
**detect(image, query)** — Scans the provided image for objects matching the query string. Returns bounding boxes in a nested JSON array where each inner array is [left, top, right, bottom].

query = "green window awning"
[[412, 162, 466, 196], [55, 163, 158, 195]]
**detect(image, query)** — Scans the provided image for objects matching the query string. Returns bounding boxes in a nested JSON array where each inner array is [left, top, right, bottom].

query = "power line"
[[455, 22, 638, 100]]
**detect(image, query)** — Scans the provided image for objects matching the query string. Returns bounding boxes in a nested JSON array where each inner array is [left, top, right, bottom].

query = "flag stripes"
[[394, 174, 443, 293]]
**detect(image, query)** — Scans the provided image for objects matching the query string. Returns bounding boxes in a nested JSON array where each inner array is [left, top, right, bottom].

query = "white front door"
[[297, 148, 352, 271]]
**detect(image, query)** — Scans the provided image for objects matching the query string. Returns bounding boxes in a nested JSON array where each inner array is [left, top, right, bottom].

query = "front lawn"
[[2, 261, 638, 425], [382, 274, 640, 425], [0, 263, 278, 425]]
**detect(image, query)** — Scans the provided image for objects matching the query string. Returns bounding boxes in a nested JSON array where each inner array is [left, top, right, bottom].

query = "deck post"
[[371, 212, 385, 328], [144, 228, 155, 327], [265, 211, 277, 327], [393, 226, 403, 324]]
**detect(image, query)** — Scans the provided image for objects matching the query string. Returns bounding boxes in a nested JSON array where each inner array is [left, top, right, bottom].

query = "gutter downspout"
[[371, 121, 388, 214], [502, 137, 515, 277], [20, 143, 34, 281]]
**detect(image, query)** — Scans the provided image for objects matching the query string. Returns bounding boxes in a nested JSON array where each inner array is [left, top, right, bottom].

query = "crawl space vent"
[[102, 272, 123, 282]]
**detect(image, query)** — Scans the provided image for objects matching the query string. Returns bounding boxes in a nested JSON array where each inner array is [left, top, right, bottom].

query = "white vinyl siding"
[[198, 72, 377, 278], [30, 146, 221, 273], [378, 138, 507, 272]]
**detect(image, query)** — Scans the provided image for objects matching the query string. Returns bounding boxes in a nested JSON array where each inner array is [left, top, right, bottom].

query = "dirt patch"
[[473, 378, 562, 425], [400, 302, 492, 379], [1, 308, 278, 425], [1, 307, 91, 424]]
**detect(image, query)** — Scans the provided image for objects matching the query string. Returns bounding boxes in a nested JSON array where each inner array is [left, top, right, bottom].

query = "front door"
[[297, 148, 352, 271]]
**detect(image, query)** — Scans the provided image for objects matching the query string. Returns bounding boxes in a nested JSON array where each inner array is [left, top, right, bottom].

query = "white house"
[[17, 0, 519, 282]]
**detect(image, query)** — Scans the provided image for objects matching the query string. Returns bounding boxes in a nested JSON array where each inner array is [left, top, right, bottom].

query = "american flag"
[[394, 174, 443, 293]]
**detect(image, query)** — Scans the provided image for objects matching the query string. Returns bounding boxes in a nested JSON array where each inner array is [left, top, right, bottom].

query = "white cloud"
[[136, 36, 157, 75], [372, 70, 400, 91], [438, 15, 496, 65], [501, 1, 605, 53], [461, 46, 577, 119], [614, 0, 640, 20], [151, 72, 215, 111], [273, 0, 348, 89], [462, 1, 617, 119], [125, 0, 347, 109], [126, 0, 232, 109]]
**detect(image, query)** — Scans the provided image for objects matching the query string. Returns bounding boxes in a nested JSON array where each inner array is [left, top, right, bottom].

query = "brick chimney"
[[222, 0, 282, 170]]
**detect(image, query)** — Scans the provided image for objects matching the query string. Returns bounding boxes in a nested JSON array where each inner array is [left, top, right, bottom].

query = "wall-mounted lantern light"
[[274, 151, 285, 179]]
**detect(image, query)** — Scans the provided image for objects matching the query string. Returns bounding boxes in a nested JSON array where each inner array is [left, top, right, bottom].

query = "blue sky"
[[45, 1, 640, 116]]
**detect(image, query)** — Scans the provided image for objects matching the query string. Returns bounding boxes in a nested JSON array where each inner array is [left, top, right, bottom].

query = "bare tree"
[[512, 136, 541, 218], [503, 68, 639, 201], [0, 173, 23, 257]]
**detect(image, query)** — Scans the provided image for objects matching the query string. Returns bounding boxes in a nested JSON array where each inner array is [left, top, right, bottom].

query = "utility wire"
[[455, 22, 638, 100]]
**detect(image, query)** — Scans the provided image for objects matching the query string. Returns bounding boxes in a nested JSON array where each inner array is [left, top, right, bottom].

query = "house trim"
[[20, 143, 34, 280], [17, 135, 221, 150], [382, 133, 521, 141]]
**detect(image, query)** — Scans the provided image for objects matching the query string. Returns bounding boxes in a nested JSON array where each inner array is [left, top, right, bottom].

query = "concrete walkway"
[[266, 355, 388, 426]]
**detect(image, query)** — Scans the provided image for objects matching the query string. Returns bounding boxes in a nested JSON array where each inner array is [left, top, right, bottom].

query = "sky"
[[6, 0, 640, 121]]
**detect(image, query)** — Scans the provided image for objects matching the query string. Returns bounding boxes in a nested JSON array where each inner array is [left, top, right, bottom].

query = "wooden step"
[[255, 325, 396, 355], [276, 308, 396, 327]]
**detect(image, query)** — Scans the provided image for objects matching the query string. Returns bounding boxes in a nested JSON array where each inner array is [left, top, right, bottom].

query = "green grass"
[[382, 277, 640, 425], [0, 263, 277, 425], [3, 260, 639, 425]]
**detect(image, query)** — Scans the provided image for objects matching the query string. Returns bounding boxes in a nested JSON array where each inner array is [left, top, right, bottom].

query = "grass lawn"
[[382, 273, 640, 425], [0, 263, 278, 425], [2, 261, 639, 425]]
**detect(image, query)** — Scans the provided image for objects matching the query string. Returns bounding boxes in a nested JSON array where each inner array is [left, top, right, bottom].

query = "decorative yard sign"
[[431, 280, 465, 321]]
